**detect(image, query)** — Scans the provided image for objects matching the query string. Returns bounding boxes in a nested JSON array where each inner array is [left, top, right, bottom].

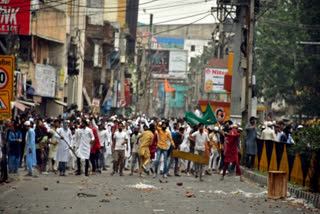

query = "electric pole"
[[245, 0, 257, 122], [229, 6, 246, 123]]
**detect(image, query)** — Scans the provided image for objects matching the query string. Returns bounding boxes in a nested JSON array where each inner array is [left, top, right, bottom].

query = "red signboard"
[[0, 0, 31, 35]]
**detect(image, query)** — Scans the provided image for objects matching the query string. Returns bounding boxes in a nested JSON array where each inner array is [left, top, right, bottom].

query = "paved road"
[[0, 170, 317, 214]]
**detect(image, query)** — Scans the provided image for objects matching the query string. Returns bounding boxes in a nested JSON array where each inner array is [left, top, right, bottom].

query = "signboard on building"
[[14, 71, 27, 99], [146, 49, 169, 74], [152, 37, 184, 49], [0, 0, 31, 35], [169, 50, 187, 78], [204, 67, 228, 93], [0, 55, 14, 120], [147, 49, 187, 79], [34, 64, 57, 98]]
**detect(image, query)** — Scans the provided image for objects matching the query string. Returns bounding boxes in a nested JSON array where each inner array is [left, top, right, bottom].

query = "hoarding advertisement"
[[204, 67, 228, 93], [34, 64, 57, 98], [169, 50, 187, 73], [146, 50, 169, 74], [0, 0, 31, 35], [147, 49, 187, 79]]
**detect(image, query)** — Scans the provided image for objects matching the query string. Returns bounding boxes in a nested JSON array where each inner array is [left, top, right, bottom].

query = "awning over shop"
[[13, 101, 28, 111], [17, 100, 39, 107], [54, 99, 67, 107]]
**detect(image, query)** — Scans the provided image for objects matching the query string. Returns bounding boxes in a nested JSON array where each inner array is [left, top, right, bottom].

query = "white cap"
[[238, 127, 243, 131], [24, 121, 31, 126], [297, 125, 303, 129], [267, 121, 273, 127], [29, 118, 34, 123], [213, 126, 219, 131]]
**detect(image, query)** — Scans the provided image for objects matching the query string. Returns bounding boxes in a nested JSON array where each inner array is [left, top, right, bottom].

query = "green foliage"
[[254, 0, 320, 116], [290, 126, 320, 192], [290, 126, 320, 156]]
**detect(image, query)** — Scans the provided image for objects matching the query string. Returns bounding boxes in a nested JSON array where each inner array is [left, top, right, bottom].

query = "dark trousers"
[[99, 147, 106, 169], [19, 142, 25, 167], [167, 156, 179, 175], [219, 151, 225, 170], [77, 158, 89, 176], [1, 145, 8, 182], [90, 153, 99, 172], [246, 154, 255, 168], [59, 162, 66, 173]]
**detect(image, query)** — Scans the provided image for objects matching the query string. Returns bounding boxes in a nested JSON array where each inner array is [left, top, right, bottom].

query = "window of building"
[[191, 45, 196, 52]]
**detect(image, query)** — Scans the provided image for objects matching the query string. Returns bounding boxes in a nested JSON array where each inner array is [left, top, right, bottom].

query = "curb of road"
[[240, 167, 320, 209]]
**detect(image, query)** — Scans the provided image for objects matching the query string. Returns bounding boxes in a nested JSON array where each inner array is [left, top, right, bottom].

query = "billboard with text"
[[204, 67, 228, 93], [0, 0, 31, 35]]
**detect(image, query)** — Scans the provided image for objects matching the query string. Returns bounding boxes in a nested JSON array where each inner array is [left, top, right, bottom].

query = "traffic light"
[[68, 54, 80, 75]]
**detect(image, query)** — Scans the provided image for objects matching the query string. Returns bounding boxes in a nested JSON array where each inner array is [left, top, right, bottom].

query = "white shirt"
[[194, 109, 202, 118], [131, 133, 140, 153], [97, 129, 109, 147], [113, 131, 128, 151], [261, 127, 277, 141], [75, 127, 94, 159], [191, 131, 209, 151]]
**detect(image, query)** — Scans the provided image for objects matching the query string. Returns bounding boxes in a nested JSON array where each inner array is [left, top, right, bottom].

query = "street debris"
[[56, 180, 60, 184], [176, 182, 183, 186], [159, 179, 168, 183], [285, 197, 318, 211], [43, 186, 48, 191], [153, 209, 165, 212], [99, 199, 110, 203], [185, 192, 196, 198], [127, 183, 158, 191], [212, 189, 267, 198], [105, 192, 110, 196], [214, 190, 227, 195], [231, 190, 267, 198], [77, 193, 97, 197]]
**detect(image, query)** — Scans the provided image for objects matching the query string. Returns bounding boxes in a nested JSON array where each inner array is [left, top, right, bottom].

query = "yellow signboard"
[[0, 55, 14, 121]]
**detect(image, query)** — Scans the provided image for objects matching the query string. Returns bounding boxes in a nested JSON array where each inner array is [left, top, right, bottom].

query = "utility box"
[[268, 171, 288, 199]]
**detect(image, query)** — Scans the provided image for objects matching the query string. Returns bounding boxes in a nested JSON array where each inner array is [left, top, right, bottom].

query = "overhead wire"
[[28, 10, 212, 30], [1, 0, 213, 15]]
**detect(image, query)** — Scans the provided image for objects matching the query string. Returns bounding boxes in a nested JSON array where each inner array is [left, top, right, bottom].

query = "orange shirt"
[[155, 126, 174, 150]]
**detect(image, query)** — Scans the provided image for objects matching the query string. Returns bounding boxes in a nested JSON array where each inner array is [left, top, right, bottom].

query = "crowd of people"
[[0, 110, 309, 183]]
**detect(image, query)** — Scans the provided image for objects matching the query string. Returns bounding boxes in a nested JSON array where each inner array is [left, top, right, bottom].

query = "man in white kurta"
[[55, 121, 72, 176], [75, 120, 95, 176]]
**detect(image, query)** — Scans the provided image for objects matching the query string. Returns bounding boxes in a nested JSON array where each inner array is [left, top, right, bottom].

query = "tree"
[[254, 0, 320, 117]]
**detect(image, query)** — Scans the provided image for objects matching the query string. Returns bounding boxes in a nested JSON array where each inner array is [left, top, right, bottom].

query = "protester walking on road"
[[189, 123, 209, 181], [111, 123, 128, 176], [154, 121, 175, 178], [138, 124, 155, 177], [130, 126, 141, 176], [55, 121, 73, 176], [8, 121, 22, 174], [75, 120, 94, 176], [245, 117, 257, 168], [24, 121, 37, 176], [220, 124, 243, 182]]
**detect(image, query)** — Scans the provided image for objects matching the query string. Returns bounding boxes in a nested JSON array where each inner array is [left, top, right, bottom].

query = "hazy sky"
[[138, 0, 218, 25]]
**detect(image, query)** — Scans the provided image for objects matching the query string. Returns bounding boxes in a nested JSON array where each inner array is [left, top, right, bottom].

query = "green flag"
[[185, 104, 218, 126]]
